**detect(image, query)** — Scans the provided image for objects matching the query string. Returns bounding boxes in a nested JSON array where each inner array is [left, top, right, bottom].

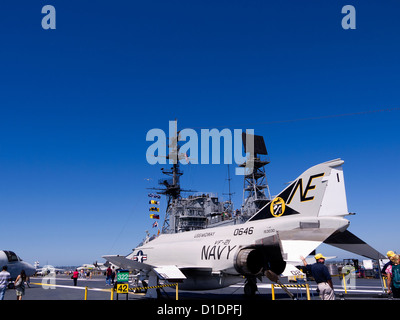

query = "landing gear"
[[244, 276, 258, 296], [145, 271, 160, 299]]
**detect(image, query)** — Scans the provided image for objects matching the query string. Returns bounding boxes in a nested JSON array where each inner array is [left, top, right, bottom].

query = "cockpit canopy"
[[3, 250, 21, 262]]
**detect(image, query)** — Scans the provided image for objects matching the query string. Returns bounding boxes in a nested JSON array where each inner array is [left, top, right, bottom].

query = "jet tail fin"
[[249, 159, 348, 221]]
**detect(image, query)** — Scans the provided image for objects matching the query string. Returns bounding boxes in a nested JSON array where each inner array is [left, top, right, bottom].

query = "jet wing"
[[153, 266, 186, 280], [281, 239, 324, 262], [103, 255, 187, 281], [102, 255, 153, 271], [323, 230, 385, 259]]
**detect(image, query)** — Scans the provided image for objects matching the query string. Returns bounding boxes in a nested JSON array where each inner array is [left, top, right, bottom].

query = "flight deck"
[[1, 274, 393, 301]]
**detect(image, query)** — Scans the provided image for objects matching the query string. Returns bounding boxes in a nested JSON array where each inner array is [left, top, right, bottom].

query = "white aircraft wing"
[[280, 237, 339, 278], [153, 266, 186, 280], [103, 255, 187, 280], [281, 239, 323, 263], [102, 255, 153, 271]]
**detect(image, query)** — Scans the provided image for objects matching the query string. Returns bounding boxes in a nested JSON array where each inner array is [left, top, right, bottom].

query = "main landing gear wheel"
[[244, 277, 258, 296]]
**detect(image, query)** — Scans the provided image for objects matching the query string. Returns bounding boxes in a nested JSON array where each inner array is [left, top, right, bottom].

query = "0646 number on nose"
[[233, 227, 253, 236]]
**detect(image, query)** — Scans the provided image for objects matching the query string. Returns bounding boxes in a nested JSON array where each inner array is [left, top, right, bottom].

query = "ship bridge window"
[[4, 251, 20, 262]]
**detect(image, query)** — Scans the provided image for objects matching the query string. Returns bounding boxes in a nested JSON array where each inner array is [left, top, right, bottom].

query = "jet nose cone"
[[23, 263, 36, 277]]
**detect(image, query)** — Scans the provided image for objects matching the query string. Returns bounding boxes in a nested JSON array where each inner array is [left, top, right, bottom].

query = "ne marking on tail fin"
[[286, 173, 325, 205]]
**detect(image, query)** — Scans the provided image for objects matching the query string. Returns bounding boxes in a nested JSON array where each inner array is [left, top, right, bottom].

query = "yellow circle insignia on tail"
[[270, 197, 286, 217]]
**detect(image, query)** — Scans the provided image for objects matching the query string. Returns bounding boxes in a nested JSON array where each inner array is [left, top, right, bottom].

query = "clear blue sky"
[[0, 1, 399, 266]]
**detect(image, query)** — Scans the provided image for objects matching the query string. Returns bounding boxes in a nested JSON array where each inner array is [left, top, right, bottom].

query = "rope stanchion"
[[128, 283, 179, 300], [128, 283, 178, 292], [31, 281, 180, 300]]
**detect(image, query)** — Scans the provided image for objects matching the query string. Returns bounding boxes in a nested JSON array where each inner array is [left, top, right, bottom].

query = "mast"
[[222, 164, 234, 213], [240, 133, 271, 219], [147, 120, 194, 233]]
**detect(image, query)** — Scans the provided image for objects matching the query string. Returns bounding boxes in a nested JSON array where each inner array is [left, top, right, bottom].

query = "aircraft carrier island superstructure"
[[148, 130, 271, 235]]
